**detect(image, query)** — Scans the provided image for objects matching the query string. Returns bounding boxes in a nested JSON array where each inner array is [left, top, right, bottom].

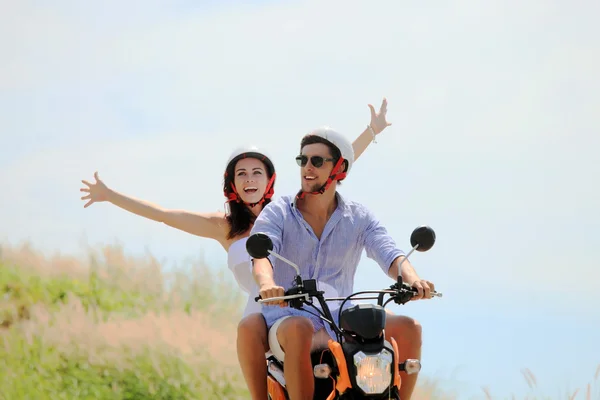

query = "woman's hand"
[[368, 97, 392, 135], [80, 171, 110, 208]]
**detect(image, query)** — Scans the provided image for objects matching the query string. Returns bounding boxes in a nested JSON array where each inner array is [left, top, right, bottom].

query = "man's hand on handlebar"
[[258, 282, 288, 307], [410, 279, 436, 300]]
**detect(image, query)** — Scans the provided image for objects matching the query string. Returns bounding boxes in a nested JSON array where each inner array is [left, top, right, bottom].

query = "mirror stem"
[[268, 250, 302, 276], [397, 244, 419, 282]]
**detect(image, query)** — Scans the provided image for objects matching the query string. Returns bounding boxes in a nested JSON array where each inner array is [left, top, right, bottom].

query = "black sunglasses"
[[295, 155, 335, 168]]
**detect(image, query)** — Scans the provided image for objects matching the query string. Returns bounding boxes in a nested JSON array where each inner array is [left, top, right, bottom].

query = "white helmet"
[[306, 126, 354, 174], [226, 145, 275, 171], [296, 126, 354, 199], [223, 145, 276, 206]]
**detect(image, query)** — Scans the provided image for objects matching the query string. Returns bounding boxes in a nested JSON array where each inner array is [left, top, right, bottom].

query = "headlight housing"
[[353, 349, 393, 394]]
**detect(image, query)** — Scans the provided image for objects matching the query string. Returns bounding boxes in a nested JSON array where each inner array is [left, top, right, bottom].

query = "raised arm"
[[352, 98, 392, 161], [80, 172, 225, 241]]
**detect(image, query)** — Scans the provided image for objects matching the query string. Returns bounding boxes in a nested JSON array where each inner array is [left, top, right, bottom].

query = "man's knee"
[[277, 316, 314, 350], [237, 313, 268, 346], [405, 318, 422, 345], [386, 315, 422, 347], [238, 312, 266, 332]]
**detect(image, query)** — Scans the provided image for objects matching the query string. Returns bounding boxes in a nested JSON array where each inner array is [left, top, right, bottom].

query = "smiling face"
[[233, 157, 270, 204], [299, 143, 336, 193]]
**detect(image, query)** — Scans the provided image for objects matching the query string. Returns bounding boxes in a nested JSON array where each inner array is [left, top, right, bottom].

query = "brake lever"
[[390, 283, 443, 305], [407, 285, 443, 298], [253, 291, 309, 309]]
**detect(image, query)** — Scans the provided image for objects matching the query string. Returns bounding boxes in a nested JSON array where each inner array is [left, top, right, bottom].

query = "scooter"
[[246, 225, 442, 400]]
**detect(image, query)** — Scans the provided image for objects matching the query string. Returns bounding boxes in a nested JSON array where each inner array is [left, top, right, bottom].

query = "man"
[[250, 126, 435, 400]]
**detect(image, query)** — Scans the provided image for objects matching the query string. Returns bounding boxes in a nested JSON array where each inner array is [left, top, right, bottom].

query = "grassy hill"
[[0, 241, 248, 399], [0, 241, 597, 399]]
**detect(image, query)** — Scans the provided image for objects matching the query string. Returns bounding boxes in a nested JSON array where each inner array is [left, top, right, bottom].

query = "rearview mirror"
[[410, 226, 436, 252], [246, 233, 273, 259]]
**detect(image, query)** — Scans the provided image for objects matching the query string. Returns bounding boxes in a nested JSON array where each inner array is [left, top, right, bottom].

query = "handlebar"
[[254, 285, 442, 304], [254, 293, 310, 303], [251, 276, 443, 342]]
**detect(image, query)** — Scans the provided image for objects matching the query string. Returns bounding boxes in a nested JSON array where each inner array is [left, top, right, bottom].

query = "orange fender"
[[327, 339, 352, 394], [390, 337, 402, 390], [267, 376, 287, 400]]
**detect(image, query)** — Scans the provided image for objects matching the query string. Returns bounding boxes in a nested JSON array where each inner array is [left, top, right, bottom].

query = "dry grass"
[[0, 241, 597, 399], [0, 240, 247, 399]]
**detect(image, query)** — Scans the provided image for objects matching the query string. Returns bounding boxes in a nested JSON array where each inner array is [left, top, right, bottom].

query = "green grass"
[[0, 241, 248, 400]]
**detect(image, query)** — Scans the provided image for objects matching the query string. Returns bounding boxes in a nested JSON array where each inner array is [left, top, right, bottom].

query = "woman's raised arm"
[[80, 172, 225, 241]]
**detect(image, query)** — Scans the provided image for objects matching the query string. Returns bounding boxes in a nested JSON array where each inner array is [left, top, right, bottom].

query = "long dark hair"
[[223, 153, 276, 240]]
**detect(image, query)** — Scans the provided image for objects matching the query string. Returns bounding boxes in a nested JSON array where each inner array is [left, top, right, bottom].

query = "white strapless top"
[[227, 237, 261, 317]]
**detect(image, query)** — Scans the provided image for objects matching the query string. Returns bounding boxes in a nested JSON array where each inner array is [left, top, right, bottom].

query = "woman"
[[80, 99, 392, 396]]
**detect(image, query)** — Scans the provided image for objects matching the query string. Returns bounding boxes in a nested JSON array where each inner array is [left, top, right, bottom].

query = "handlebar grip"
[[404, 284, 442, 298]]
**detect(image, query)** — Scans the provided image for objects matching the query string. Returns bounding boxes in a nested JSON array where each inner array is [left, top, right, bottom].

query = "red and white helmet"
[[297, 126, 354, 199], [223, 145, 276, 207]]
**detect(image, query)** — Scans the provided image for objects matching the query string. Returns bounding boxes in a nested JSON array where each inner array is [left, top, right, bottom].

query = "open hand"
[[80, 171, 110, 208], [368, 98, 392, 135]]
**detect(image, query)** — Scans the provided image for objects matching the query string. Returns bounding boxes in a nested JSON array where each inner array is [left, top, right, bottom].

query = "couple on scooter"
[[79, 98, 435, 400]]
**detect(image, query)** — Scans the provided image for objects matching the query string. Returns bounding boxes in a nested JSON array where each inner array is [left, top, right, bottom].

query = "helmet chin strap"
[[296, 158, 346, 200], [226, 173, 276, 208]]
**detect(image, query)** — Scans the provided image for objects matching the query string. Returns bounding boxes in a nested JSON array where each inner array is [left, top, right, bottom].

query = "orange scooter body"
[[265, 338, 403, 399]]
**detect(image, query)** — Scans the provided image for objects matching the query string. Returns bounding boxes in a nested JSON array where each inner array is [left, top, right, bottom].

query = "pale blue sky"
[[1, 0, 599, 398]]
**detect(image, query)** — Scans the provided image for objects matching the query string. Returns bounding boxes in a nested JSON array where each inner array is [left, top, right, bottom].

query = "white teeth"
[[244, 187, 258, 192], [305, 176, 316, 180]]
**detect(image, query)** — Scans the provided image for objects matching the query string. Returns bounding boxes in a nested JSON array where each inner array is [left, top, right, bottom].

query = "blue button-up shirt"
[[250, 192, 406, 340]]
